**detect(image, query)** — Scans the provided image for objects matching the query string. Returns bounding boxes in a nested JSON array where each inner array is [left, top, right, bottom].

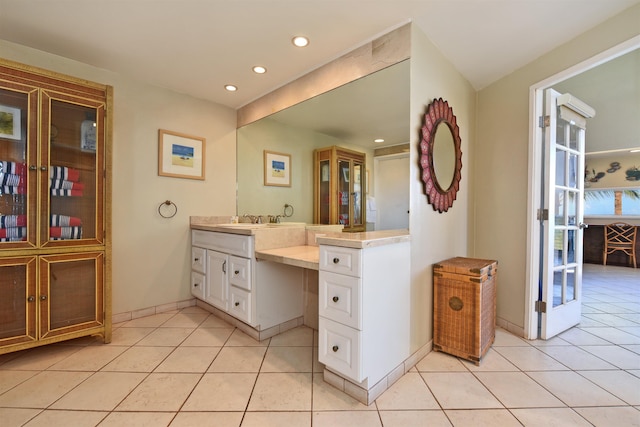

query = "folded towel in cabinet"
[[50, 179, 85, 190], [0, 214, 26, 228], [50, 214, 82, 227], [49, 166, 81, 182], [50, 188, 83, 197], [1, 185, 25, 195], [0, 226, 27, 239], [0, 172, 24, 187], [49, 226, 82, 239], [0, 161, 27, 176]]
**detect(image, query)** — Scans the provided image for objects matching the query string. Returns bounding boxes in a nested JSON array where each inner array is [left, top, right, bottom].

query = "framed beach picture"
[[158, 129, 206, 180], [264, 150, 291, 187], [0, 105, 21, 140]]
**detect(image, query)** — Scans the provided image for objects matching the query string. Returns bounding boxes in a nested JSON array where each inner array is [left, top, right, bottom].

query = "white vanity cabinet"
[[191, 229, 303, 331], [318, 238, 410, 388]]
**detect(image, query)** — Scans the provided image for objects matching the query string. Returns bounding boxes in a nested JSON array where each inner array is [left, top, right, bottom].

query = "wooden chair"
[[603, 223, 637, 268]]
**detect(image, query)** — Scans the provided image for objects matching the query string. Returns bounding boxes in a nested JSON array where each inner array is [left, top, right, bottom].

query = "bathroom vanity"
[[190, 218, 410, 404]]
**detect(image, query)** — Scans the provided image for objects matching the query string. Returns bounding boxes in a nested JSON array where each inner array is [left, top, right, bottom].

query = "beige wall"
[[0, 40, 237, 316], [408, 25, 477, 351], [475, 4, 640, 333]]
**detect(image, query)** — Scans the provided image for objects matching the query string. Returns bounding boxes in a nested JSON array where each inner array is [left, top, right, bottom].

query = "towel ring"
[[158, 200, 177, 218], [283, 203, 294, 218]]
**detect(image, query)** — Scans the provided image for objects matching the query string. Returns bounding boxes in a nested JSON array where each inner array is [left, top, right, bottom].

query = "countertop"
[[255, 245, 320, 270], [316, 229, 410, 249]]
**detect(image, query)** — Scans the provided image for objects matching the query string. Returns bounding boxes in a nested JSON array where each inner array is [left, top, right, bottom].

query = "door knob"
[[332, 345, 339, 352], [332, 296, 339, 302], [579, 223, 588, 229]]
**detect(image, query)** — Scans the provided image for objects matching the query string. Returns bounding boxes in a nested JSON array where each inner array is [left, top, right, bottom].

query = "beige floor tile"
[[558, 328, 611, 345], [580, 345, 640, 369], [102, 345, 173, 372], [378, 410, 452, 427], [0, 371, 92, 408], [574, 406, 640, 427], [98, 411, 176, 427], [581, 327, 640, 345], [261, 346, 312, 372], [312, 410, 382, 427], [527, 371, 625, 407], [241, 411, 312, 427], [182, 373, 257, 411], [493, 346, 569, 371], [312, 347, 324, 373], [375, 372, 440, 410], [198, 315, 235, 328], [161, 312, 209, 328], [116, 372, 201, 412], [0, 370, 38, 394], [463, 348, 519, 372], [50, 371, 146, 410], [135, 327, 194, 346], [0, 345, 81, 371], [511, 408, 592, 426], [109, 326, 155, 346], [312, 373, 373, 411], [48, 344, 127, 371], [537, 345, 617, 370], [420, 372, 502, 409], [474, 372, 565, 408], [415, 350, 468, 372], [22, 409, 108, 427], [528, 335, 572, 347], [248, 372, 312, 411], [120, 313, 175, 328], [445, 409, 524, 426], [493, 328, 529, 346], [208, 346, 266, 372], [0, 408, 42, 427], [578, 370, 640, 405], [170, 411, 243, 427], [155, 346, 221, 373], [181, 327, 235, 346], [269, 326, 314, 346], [226, 329, 269, 347]]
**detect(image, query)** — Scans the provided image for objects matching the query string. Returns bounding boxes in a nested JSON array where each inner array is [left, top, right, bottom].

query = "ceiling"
[[1, 0, 637, 110]]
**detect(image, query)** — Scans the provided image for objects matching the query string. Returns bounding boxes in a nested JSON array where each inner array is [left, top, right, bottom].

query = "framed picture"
[[80, 119, 97, 152], [158, 129, 206, 180], [264, 150, 291, 187], [0, 105, 21, 140], [342, 167, 350, 183]]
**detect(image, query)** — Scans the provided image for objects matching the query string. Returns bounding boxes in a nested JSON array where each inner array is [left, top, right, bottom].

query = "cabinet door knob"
[[40, 295, 47, 301], [234, 270, 240, 275], [40, 166, 47, 171], [27, 296, 35, 302], [333, 257, 340, 264], [29, 165, 37, 171], [332, 296, 339, 303], [332, 345, 339, 352], [235, 301, 240, 307], [194, 257, 199, 262]]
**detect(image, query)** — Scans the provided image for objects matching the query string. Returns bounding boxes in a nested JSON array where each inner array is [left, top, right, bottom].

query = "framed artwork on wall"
[[264, 150, 291, 187], [0, 104, 21, 140], [158, 129, 206, 180]]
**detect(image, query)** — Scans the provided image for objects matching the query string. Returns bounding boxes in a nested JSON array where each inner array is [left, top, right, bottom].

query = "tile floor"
[[0, 263, 638, 426]]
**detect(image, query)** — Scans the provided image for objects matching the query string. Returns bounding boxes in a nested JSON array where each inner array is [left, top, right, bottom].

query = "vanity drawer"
[[192, 230, 253, 258], [191, 246, 206, 274], [319, 271, 361, 329], [191, 271, 205, 300], [229, 256, 251, 291], [229, 286, 252, 324], [318, 317, 362, 382], [319, 245, 361, 277]]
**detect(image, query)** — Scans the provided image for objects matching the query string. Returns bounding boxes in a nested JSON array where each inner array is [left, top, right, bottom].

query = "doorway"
[[373, 153, 410, 231], [525, 36, 640, 339]]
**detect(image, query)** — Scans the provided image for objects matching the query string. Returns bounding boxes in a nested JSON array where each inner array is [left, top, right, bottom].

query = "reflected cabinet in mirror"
[[419, 98, 462, 213]]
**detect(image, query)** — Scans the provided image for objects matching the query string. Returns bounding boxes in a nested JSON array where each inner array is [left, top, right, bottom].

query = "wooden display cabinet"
[[313, 146, 366, 232], [0, 58, 112, 354]]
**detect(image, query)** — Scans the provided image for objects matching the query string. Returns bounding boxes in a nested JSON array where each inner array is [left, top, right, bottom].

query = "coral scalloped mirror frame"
[[419, 98, 463, 213]]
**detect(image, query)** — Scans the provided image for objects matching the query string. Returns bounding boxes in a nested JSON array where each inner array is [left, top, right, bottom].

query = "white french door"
[[540, 89, 594, 339]]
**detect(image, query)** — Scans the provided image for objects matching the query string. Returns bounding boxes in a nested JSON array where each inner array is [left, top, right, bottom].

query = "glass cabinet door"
[[338, 159, 350, 226], [352, 161, 363, 227], [40, 91, 105, 247], [318, 159, 330, 224], [0, 84, 38, 248]]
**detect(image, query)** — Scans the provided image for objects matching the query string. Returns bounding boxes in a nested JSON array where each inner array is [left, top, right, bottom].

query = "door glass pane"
[[555, 118, 566, 147], [0, 264, 27, 339], [567, 229, 576, 264], [338, 160, 349, 226], [552, 269, 563, 307], [567, 191, 577, 226], [569, 125, 579, 151], [566, 268, 576, 302], [0, 88, 28, 242], [555, 149, 566, 187], [553, 229, 564, 266], [319, 160, 330, 224], [353, 163, 362, 226], [49, 100, 97, 242], [49, 259, 96, 330], [554, 189, 565, 226], [568, 152, 578, 188]]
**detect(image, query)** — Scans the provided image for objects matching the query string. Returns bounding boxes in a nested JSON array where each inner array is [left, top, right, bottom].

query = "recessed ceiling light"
[[374, 138, 385, 143], [631, 149, 640, 153], [253, 66, 267, 74], [224, 84, 237, 92], [292, 36, 309, 47]]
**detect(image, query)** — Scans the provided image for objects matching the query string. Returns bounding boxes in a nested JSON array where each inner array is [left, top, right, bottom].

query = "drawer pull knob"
[[333, 257, 340, 264], [234, 270, 240, 275], [194, 258, 199, 262], [332, 345, 339, 352], [193, 283, 199, 287], [332, 296, 339, 302], [235, 301, 240, 307]]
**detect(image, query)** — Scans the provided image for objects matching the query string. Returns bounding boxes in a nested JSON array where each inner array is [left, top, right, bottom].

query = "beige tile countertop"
[[255, 245, 320, 270], [316, 229, 410, 249]]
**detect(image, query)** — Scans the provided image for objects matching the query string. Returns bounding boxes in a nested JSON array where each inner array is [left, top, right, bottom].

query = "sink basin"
[[266, 222, 306, 227]]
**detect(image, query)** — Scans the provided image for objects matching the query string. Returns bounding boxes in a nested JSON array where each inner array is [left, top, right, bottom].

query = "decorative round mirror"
[[419, 98, 462, 213]]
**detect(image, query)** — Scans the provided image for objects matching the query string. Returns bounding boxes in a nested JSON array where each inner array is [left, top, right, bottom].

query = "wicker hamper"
[[433, 257, 497, 365]]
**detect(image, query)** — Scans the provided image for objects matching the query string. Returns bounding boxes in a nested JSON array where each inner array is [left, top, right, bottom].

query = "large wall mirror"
[[419, 98, 462, 213], [237, 60, 410, 230]]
